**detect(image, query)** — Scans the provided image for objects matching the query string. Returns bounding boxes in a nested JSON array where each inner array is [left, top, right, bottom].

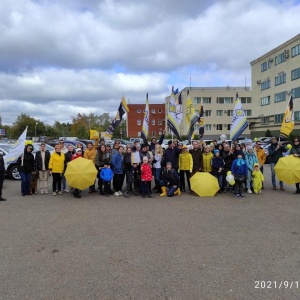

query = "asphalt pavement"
[[0, 167, 300, 300]]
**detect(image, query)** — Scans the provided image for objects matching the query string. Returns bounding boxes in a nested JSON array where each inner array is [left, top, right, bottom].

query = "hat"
[[182, 145, 188, 149], [214, 149, 220, 155], [166, 162, 172, 166], [167, 140, 173, 145], [59, 138, 64, 142], [75, 148, 82, 153], [246, 146, 253, 151], [141, 144, 148, 149], [254, 163, 259, 167], [136, 144, 141, 148]]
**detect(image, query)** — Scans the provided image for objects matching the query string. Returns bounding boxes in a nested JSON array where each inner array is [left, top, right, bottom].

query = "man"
[[268, 137, 287, 191], [163, 140, 180, 171], [254, 141, 266, 188], [0, 150, 6, 201], [140, 144, 153, 163], [148, 129, 165, 151], [35, 143, 51, 194], [190, 141, 202, 176], [222, 143, 235, 193], [160, 162, 181, 197], [64, 145, 75, 192], [84, 139, 99, 193]]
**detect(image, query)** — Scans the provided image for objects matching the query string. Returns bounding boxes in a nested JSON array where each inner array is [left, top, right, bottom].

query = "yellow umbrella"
[[190, 172, 219, 197], [274, 155, 300, 185], [65, 157, 98, 190]]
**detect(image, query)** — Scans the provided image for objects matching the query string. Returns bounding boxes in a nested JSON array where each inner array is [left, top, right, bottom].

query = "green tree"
[[265, 129, 272, 137]]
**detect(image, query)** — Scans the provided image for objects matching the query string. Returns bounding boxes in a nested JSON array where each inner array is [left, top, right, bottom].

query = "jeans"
[[125, 170, 133, 192], [20, 172, 31, 195], [246, 170, 253, 190], [214, 174, 223, 190], [159, 180, 177, 197], [62, 174, 66, 190], [0, 173, 4, 197], [270, 163, 283, 188], [113, 173, 124, 192], [153, 168, 161, 188]]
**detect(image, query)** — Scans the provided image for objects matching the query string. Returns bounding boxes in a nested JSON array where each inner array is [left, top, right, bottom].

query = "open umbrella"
[[65, 157, 98, 190], [274, 155, 300, 185], [190, 172, 219, 197]]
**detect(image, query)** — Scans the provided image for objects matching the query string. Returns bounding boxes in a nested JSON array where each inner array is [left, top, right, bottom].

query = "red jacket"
[[141, 163, 152, 181], [72, 154, 82, 160]]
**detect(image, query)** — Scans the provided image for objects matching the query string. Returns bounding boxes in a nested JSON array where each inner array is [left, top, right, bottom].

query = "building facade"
[[126, 104, 165, 138], [165, 87, 252, 140], [250, 34, 300, 138]]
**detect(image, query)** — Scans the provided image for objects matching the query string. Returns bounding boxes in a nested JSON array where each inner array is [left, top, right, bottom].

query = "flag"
[[141, 93, 149, 144], [230, 94, 248, 141], [4, 127, 28, 168], [280, 94, 294, 139], [185, 90, 199, 141], [106, 97, 129, 135], [167, 88, 181, 140], [198, 98, 205, 139], [176, 91, 183, 125]]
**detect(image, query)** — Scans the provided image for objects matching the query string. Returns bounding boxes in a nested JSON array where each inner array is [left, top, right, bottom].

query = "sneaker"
[[240, 194, 245, 197], [259, 191, 262, 194], [58, 191, 63, 195], [44, 189, 49, 194], [0, 197, 6, 201], [273, 187, 276, 190], [40, 189, 45, 194], [247, 189, 252, 194], [255, 192, 259, 195], [114, 192, 119, 196], [235, 194, 241, 198], [280, 187, 285, 191], [64, 189, 69, 193], [147, 194, 154, 198], [53, 192, 57, 196], [118, 191, 123, 196], [123, 191, 130, 198]]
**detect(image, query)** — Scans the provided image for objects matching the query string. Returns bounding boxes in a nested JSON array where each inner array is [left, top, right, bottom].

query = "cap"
[[254, 163, 259, 167], [59, 138, 64, 141], [214, 149, 220, 155], [182, 145, 188, 149], [166, 162, 172, 166], [167, 140, 173, 145], [75, 148, 82, 153], [246, 146, 253, 151]]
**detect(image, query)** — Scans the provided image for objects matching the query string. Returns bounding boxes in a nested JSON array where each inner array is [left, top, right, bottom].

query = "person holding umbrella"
[[290, 137, 300, 194], [71, 148, 83, 198]]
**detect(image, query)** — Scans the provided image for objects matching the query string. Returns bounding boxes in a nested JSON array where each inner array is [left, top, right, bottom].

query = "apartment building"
[[165, 87, 252, 140], [250, 33, 300, 137]]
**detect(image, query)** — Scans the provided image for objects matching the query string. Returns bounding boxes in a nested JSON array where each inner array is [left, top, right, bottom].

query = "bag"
[[234, 174, 245, 182]]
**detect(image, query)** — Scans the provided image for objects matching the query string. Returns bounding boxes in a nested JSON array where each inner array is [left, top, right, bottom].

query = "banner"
[[89, 129, 99, 140], [198, 98, 205, 139], [280, 94, 294, 139], [141, 93, 149, 144], [185, 90, 198, 141], [167, 88, 181, 140]]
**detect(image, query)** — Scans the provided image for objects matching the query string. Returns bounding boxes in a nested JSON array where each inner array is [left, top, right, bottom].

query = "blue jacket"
[[231, 159, 247, 176], [211, 156, 225, 176], [111, 153, 124, 174], [100, 168, 114, 182], [245, 152, 259, 171]]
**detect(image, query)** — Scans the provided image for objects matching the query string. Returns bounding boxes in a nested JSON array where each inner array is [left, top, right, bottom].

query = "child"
[[100, 163, 114, 197], [252, 163, 264, 194], [140, 156, 154, 198], [131, 163, 141, 195], [211, 149, 225, 193], [231, 153, 247, 198]]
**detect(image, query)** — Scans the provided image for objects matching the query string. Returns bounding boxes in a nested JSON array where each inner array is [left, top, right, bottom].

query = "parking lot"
[[0, 167, 300, 299]]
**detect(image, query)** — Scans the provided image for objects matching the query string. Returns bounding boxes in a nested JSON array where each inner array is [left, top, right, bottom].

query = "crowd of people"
[[1, 134, 300, 201]]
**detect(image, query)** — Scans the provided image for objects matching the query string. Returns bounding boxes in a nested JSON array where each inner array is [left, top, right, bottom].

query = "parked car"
[[79, 139, 95, 146], [129, 138, 144, 144], [0, 144, 21, 180]]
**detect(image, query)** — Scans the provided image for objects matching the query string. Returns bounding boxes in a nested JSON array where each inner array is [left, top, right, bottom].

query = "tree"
[[265, 129, 272, 137]]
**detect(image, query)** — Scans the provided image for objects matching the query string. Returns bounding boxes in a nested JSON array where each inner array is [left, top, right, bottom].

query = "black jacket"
[[190, 148, 203, 171], [18, 150, 35, 173], [0, 152, 5, 174], [163, 147, 180, 169], [161, 169, 180, 187], [35, 150, 51, 171]]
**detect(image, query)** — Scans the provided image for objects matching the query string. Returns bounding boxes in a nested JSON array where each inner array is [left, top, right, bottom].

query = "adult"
[[290, 137, 300, 194], [163, 140, 180, 171], [35, 143, 51, 194], [111, 146, 125, 196], [222, 143, 235, 193], [140, 144, 152, 163], [160, 162, 181, 197], [148, 130, 165, 151], [49, 144, 65, 196], [71, 148, 83, 198], [58, 139, 68, 192], [123, 146, 133, 198], [268, 137, 287, 191], [245, 146, 259, 193], [0, 150, 6, 201], [64, 145, 75, 192], [190, 141, 202, 175], [84, 139, 99, 193], [202, 146, 213, 173], [96, 144, 111, 195], [178, 145, 193, 192], [111, 140, 121, 156], [18, 144, 35, 196], [152, 144, 163, 193]]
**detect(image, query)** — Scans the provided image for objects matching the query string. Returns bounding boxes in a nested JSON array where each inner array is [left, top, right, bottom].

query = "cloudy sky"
[[1, 0, 300, 125]]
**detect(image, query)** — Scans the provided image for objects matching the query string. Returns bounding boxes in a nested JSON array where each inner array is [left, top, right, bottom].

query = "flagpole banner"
[[106, 97, 129, 135], [185, 91, 198, 141], [280, 94, 294, 139], [141, 93, 149, 144], [167, 89, 181, 140], [4, 126, 28, 168], [198, 98, 205, 139], [176, 91, 183, 125], [230, 94, 248, 141]]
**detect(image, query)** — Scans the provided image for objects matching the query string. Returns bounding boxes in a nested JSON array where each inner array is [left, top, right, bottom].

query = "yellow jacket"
[[49, 152, 65, 173], [202, 152, 213, 172], [179, 152, 193, 172], [84, 139, 99, 164], [255, 147, 266, 166]]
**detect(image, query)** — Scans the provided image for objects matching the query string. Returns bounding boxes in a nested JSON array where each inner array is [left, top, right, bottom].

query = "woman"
[[153, 144, 163, 193], [18, 144, 35, 196], [217, 144, 224, 157], [245, 146, 259, 194], [49, 144, 65, 196], [202, 146, 213, 173], [76, 143, 84, 157], [290, 137, 300, 194], [111, 146, 125, 196], [234, 144, 245, 159], [112, 140, 121, 156], [178, 145, 193, 192], [96, 144, 111, 195], [123, 146, 133, 198]]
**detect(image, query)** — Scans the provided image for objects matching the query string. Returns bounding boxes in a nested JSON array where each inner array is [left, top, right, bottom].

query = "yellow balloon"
[[287, 144, 292, 150], [229, 180, 235, 186], [227, 171, 232, 175], [25, 140, 33, 145], [254, 138, 258, 142]]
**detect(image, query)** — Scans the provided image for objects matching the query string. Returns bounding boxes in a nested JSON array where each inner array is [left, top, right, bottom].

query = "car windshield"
[[0, 144, 13, 153], [33, 143, 55, 152]]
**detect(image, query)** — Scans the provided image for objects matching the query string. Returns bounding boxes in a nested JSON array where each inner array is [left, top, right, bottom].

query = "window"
[[268, 60, 272, 69], [261, 96, 270, 106], [205, 124, 212, 131], [151, 109, 156, 114], [227, 110, 233, 116], [137, 109, 141, 113], [137, 120, 141, 125], [292, 44, 300, 57], [294, 111, 300, 121], [158, 120, 162, 125], [241, 97, 252, 103], [194, 97, 201, 104], [275, 73, 286, 86], [292, 67, 300, 81], [216, 110, 223, 117], [227, 124, 231, 131], [275, 91, 286, 103], [158, 109, 162, 113], [275, 53, 286, 65], [158, 130, 162, 135], [205, 110, 212, 117], [261, 79, 270, 91], [137, 131, 141, 136], [261, 62, 267, 72], [152, 131, 156, 137], [216, 124, 223, 131], [274, 114, 284, 123], [203, 97, 211, 104], [291, 87, 300, 98], [152, 120, 155, 125], [261, 117, 269, 124], [217, 97, 233, 104], [244, 110, 252, 116]]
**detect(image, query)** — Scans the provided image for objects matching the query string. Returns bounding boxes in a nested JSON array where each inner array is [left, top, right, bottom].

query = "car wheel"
[[9, 165, 21, 180]]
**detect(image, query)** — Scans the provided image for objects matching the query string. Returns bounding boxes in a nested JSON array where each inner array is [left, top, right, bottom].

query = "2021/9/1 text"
[[255, 281, 299, 289]]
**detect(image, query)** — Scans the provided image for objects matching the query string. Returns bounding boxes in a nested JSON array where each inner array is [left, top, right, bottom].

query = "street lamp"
[[35, 122, 38, 142]]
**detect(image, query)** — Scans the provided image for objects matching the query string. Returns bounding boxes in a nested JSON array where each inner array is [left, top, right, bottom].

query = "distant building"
[[250, 33, 300, 137], [126, 104, 165, 138], [165, 87, 252, 140]]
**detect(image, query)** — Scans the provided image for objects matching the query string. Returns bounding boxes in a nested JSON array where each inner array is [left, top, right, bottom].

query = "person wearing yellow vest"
[[202, 146, 213, 173], [179, 145, 193, 193], [84, 139, 99, 193]]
